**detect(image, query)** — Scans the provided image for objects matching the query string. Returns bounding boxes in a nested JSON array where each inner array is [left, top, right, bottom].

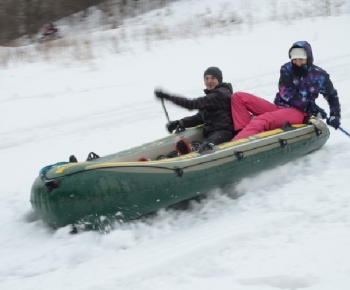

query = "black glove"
[[166, 120, 180, 133], [155, 89, 170, 100], [327, 116, 341, 129], [308, 103, 327, 119]]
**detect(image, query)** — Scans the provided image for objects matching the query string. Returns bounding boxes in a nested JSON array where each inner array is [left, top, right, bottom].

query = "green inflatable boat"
[[30, 118, 330, 228]]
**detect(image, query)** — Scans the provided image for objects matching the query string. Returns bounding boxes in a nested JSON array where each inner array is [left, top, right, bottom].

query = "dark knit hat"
[[204, 67, 223, 83]]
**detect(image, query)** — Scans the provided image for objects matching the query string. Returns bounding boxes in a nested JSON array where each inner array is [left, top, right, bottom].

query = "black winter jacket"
[[166, 83, 234, 137]]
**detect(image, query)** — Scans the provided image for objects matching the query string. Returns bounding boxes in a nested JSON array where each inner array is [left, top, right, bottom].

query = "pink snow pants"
[[231, 92, 307, 140]]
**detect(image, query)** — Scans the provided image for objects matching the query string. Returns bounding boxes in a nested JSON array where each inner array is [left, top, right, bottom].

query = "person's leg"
[[233, 107, 306, 139], [231, 91, 278, 131], [206, 130, 234, 145]]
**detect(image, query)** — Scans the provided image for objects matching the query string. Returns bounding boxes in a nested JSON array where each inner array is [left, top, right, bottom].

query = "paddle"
[[161, 98, 170, 123], [326, 117, 350, 138], [160, 98, 185, 133], [309, 102, 349, 138]]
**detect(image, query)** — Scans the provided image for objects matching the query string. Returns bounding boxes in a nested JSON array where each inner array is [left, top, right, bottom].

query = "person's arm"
[[321, 75, 341, 117], [180, 112, 203, 128], [166, 112, 203, 133], [163, 89, 228, 110]]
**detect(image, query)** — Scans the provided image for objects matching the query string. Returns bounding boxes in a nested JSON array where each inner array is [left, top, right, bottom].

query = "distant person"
[[43, 22, 58, 36], [155, 66, 234, 155], [231, 40, 341, 140]]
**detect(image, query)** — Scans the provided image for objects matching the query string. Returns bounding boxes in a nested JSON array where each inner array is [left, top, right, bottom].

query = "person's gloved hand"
[[155, 89, 170, 100], [327, 116, 341, 129], [309, 103, 327, 119], [166, 120, 180, 133]]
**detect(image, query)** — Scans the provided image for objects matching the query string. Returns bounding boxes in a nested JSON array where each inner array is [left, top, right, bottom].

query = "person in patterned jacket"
[[231, 40, 341, 140], [155, 67, 234, 149]]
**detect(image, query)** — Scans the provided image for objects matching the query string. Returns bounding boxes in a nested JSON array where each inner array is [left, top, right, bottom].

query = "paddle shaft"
[[161, 99, 171, 123], [326, 117, 350, 138]]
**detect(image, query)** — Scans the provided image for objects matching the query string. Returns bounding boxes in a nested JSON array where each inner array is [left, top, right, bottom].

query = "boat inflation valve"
[[279, 138, 288, 147], [234, 151, 244, 161]]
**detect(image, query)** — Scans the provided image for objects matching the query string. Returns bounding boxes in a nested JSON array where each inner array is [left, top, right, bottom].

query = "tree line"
[[0, 0, 109, 44], [1, 0, 342, 46], [0, 0, 174, 45]]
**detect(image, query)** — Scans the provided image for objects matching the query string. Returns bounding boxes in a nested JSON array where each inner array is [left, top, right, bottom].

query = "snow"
[[1, 0, 350, 289]]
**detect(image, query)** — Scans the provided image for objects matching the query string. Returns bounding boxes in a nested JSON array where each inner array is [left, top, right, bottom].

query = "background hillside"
[[0, 0, 179, 44]]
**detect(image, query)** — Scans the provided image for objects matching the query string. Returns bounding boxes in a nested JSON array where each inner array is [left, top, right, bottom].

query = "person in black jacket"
[[155, 67, 234, 154]]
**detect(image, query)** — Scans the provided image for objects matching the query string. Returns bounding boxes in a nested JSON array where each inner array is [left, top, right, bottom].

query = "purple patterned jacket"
[[274, 41, 340, 117]]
